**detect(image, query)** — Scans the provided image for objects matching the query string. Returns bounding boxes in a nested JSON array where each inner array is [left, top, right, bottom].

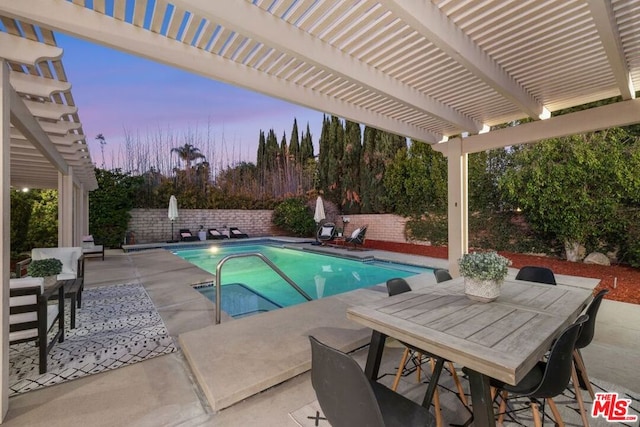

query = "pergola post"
[[446, 137, 468, 276], [0, 59, 10, 420], [58, 166, 74, 246]]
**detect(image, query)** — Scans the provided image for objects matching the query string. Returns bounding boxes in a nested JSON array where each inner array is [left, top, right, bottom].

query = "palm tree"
[[171, 144, 206, 184]]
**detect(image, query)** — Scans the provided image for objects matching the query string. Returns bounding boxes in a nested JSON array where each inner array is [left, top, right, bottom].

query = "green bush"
[[406, 215, 448, 245], [272, 198, 316, 237], [27, 258, 62, 277]]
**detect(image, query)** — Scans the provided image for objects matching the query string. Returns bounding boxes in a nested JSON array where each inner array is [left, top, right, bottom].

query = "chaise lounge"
[[229, 227, 249, 238], [82, 235, 105, 260], [179, 229, 199, 242], [207, 228, 229, 240]]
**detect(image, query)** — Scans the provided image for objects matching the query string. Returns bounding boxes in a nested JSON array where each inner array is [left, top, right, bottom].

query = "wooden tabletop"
[[347, 277, 593, 385]]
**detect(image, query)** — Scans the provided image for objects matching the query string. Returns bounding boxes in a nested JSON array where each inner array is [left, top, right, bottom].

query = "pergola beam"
[[587, 0, 635, 100], [8, 87, 68, 173], [431, 99, 640, 155], [0, 0, 437, 143], [381, 0, 549, 120], [0, 31, 63, 65], [175, 0, 482, 135]]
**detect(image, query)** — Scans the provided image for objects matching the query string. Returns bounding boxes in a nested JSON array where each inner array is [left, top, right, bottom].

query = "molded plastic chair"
[[345, 225, 367, 250], [433, 269, 452, 283], [515, 266, 557, 285], [571, 289, 609, 425], [207, 228, 228, 240], [386, 278, 468, 424], [491, 315, 589, 426], [317, 222, 337, 244], [309, 336, 435, 427]]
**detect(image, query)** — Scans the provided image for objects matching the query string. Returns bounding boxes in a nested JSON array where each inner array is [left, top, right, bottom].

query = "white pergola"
[[1, 0, 639, 419]]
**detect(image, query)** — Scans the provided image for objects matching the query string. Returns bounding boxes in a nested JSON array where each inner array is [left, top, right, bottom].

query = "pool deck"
[[4, 239, 640, 426]]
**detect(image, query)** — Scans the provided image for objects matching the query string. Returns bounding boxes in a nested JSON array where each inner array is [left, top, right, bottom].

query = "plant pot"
[[464, 277, 502, 302]]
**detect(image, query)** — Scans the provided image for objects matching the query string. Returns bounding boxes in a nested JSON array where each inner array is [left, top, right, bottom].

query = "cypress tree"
[[342, 120, 362, 212], [318, 115, 331, 190], [289, 118, 300, 164], [300, 122, 314, 162]]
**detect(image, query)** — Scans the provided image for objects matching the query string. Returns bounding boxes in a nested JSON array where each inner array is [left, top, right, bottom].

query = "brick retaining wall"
[[128, 209, 421, 245], [128, 209, 277, 244]]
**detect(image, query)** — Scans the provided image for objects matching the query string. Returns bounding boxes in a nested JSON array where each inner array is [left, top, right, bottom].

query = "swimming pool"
[[173, 243, 431, 317]]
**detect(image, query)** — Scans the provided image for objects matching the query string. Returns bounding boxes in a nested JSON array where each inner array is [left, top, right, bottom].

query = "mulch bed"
[[364, 240, 640, 305]]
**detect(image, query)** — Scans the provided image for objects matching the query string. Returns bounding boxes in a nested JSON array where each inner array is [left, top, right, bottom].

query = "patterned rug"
[[290, 348, 640, 427], [9, 283, 177, 396]]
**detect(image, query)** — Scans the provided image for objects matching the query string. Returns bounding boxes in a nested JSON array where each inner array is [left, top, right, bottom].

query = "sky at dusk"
[[55, 33, 325, 169]]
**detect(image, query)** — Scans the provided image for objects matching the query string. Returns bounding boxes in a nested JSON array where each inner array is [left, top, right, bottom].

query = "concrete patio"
[[3, 243, 639, 426]]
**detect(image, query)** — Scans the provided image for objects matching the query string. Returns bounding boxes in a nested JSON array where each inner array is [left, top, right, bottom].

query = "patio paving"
[[3, 243, 639, 426]]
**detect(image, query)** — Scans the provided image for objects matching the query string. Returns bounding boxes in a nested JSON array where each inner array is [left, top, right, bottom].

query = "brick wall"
[[339, 214, 409, 243], [128, 209, 419, 245], [128, 209, 276, 244]]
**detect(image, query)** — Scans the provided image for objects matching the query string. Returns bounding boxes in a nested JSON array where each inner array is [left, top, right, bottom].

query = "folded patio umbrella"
[[168, 195, 179, 242]]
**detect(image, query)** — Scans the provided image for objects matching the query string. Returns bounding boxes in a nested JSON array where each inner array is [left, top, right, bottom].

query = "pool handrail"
[[214, 252, 313, 324]]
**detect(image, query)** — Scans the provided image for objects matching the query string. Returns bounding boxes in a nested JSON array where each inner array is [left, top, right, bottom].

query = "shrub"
[[27, 258, 62, 277], [272, 198, 317, 237]]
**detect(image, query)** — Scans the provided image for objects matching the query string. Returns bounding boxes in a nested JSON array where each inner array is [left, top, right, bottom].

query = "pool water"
[[174, 244, 431, 314]]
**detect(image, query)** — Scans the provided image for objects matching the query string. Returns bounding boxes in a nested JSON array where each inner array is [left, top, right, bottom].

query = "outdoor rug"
[[9, 283, 177, 397], [290, 348, 639, 427]]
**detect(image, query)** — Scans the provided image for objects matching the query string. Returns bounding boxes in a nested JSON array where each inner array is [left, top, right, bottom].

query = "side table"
[[50, 278, 84, 329]]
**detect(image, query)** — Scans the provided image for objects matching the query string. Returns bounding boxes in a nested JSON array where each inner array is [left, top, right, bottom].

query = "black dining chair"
[[515, 266, 557, 285], [385, 278, 468, 424], [433, 269, 453, 283], [490, 315, 589, 426], [309, 336, 436, 427], [571, 289, 609, 425]]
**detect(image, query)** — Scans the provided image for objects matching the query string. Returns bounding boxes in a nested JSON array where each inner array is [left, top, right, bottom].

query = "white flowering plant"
[[458, 251, 511, 282]]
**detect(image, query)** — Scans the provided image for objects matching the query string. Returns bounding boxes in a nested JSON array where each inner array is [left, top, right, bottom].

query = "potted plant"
[[27, 258, 62, 286], [458, 251, 511, 302]]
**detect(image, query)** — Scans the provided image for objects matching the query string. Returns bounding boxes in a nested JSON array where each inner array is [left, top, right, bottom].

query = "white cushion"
[[350, 227, 361, 239], [10, 277, 44, 292], [320, 226, 334, 237], [9, 305, 58, 342], [82, 235, 94, 242], [32, 247, 81, 276], [209, 230, 221, 236]]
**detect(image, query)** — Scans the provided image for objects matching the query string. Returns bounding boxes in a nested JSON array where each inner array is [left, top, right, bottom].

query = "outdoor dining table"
[[346, 277, 595, 427]]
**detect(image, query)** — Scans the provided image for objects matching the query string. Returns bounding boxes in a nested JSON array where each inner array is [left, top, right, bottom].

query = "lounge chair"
[[82, 235, 105, 260], [345, 225, 367, 250], [317, 222, 337, 245], [179, 229, 199, 242], [10, 276, 65, 373], [207, 228, 228, 240], [229, 227, 249, 238], [29, 247, 86, 326]]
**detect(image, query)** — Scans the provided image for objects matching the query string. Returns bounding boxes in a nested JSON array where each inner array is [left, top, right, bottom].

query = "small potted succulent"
[[458, 251, 511, 302]]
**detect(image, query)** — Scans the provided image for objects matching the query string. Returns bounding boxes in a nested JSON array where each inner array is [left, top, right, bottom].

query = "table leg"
[[364, 330, 386, 380], [466, 368, 495, 427], [57, 286, 65, 342], [422, 357, 444, 407], [70, 293, 77, 329]]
